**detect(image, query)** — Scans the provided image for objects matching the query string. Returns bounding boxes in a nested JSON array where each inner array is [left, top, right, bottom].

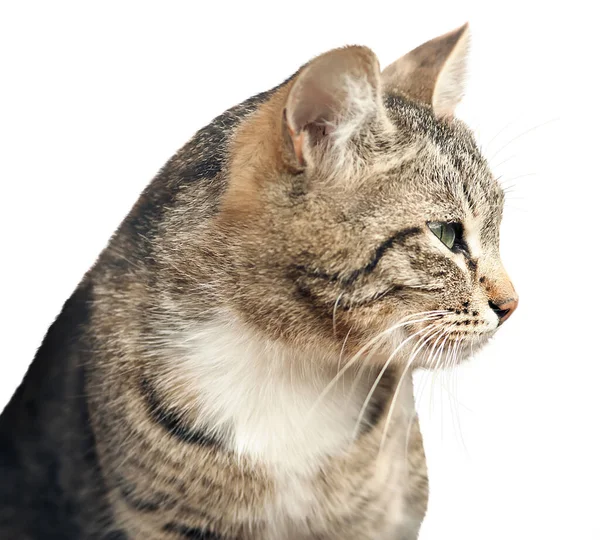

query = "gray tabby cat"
[[0, 23, 518, 539]]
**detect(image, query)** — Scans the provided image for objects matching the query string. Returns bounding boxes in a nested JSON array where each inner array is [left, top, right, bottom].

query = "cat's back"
[[0, 281, 122, 539], [0, 90, 276, 539]]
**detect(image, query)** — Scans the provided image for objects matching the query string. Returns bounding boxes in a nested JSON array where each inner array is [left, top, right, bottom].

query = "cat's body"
[[0, 287, 424, 540], [0, 24, 517, 539]]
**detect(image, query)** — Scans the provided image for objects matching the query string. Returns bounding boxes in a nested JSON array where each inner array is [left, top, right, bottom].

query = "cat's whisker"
[[426, 325, 457, 430], [441, 334, 464, 431], [443, 338, 465, 452], [448, 337, 459, 369], [427, 324, 456, 395], [337, 327, 353, 380], [440, 335, 457, 440], [442, 337, 469, 455], [487, 118, 558, 162], [332, 292, 344, 339], [343, 312, 446, 406], [409, 325, 445, 418], [431, 324, 457, 436], [454, 338, 470, 456], [377, 326, 445, 461], [501, 186, 520, 196], [344, 334, 388, 405], [490, 154, 516, 171], [304, 311, 448, 425], [426, 324, 454, 371], [470, 333, 476, 361], [403, 330, 447, 475], [481, 121, 514, 155], [498, 172, 536, 185], [350, 322, 443, 441]]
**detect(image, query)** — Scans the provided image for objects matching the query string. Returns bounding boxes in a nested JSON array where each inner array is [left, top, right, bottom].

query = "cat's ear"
[[381, 23, 470, 119], [283, 46, 382, 171]]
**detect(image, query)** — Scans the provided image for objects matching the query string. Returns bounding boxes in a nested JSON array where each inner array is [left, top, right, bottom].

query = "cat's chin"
[[374, 329, 496, 372], [418, 330, 495, 370]]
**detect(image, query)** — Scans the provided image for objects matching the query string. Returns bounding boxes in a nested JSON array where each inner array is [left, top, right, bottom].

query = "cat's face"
[[214, 25, 517, 368]]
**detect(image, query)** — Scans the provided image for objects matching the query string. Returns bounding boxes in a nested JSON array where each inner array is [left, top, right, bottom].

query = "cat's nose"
[[488, 298, 518, 324]]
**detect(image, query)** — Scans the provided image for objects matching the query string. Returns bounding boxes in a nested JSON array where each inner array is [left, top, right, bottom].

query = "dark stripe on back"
[[163, 522, 222, 539], [119, 478, 176, 513], [140, 378, 220, 447]]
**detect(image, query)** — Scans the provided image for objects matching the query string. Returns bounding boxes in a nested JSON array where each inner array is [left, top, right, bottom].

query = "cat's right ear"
[[283, 46, 383, 174], [381, 23, 470, 119]]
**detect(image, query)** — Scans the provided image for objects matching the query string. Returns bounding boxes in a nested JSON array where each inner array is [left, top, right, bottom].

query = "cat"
[[0, 23, 518, 540]]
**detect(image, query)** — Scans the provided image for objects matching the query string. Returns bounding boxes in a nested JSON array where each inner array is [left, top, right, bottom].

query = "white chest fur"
[[165, 314, 416, 534]]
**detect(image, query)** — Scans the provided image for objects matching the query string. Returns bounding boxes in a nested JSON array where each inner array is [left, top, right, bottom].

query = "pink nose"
[[488, 298, 518, 324]]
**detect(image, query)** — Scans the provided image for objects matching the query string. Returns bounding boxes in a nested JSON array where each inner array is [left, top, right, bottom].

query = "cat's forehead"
[[384, 96, 483, 175], [380, 95, 504, 218]]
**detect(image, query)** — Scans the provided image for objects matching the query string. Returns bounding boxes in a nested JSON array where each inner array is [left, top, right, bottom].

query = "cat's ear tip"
[[451, 21, 469, 33], [453, 22, 471, 54], [448, 22, 470, 43], [449, 22, 470, 43]]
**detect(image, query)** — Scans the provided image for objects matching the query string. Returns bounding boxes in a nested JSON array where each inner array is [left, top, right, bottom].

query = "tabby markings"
[[163, 522, 222, 539], [294, 226, 422, 285], [140, 378, 220, 447]]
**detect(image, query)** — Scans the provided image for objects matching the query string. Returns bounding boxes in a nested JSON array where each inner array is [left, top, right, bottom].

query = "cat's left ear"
[[381, 23, 470, 119], [283, 46, 383, 171]]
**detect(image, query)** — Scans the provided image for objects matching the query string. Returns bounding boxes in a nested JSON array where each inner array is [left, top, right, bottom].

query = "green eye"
[[428, 222, 456, 250]]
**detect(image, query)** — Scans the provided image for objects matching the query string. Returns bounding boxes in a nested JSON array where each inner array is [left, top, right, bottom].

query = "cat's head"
[[213, 24, 517, 368]]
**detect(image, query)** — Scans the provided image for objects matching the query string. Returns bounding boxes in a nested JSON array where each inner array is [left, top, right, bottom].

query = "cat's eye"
[[428, 222, 458, 250]]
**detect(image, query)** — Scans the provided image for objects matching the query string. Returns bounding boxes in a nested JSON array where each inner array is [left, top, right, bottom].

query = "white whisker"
[[332, 292, 344, 339], [377, 325, 446, 459], [351, 322, 441, 440], [304, 311, 448, 425]]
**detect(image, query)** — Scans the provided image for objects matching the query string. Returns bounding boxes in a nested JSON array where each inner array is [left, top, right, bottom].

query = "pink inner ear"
[[283, 45, 382, 169], [283, 108, 306, 166], [323, 124, 335, 136], [286, 46, 380, 134], [289, 76, 339, 135], [291, 129, 305, 166], [285, 79, 342, 166]]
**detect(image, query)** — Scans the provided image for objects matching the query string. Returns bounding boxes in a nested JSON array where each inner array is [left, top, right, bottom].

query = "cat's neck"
[[151, 312, 415, 478]]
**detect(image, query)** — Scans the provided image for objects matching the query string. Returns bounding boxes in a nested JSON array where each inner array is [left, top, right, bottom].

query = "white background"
[[1, 2, 598, 539]]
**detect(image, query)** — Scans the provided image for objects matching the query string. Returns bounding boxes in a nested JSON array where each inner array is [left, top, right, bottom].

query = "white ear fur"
[[284, 46, 382, 169], [432, 25, 470, 118], [381, 23, 470, 119]]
